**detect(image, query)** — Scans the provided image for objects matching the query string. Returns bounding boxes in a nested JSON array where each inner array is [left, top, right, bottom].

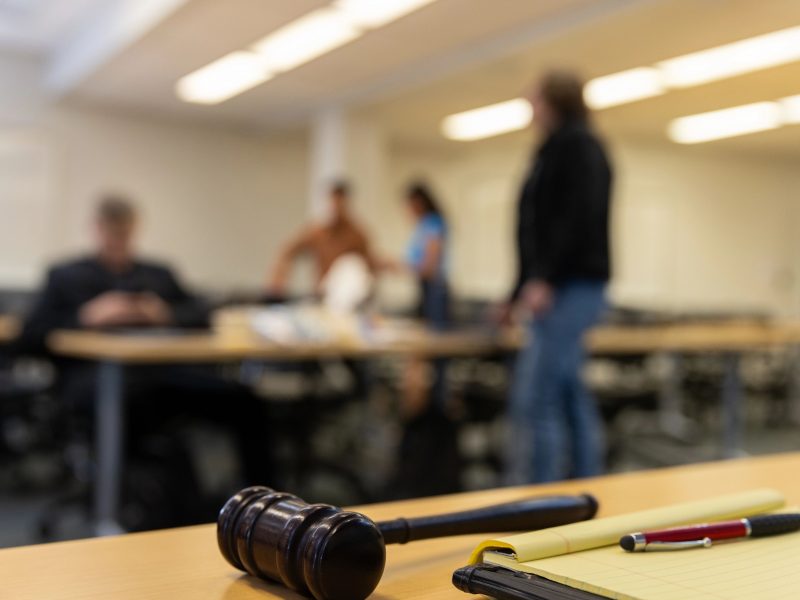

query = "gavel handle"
[[377, 493, 597, 545]]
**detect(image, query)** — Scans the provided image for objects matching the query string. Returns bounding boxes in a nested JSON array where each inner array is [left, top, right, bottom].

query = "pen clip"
[[645, 537, 713, 551]]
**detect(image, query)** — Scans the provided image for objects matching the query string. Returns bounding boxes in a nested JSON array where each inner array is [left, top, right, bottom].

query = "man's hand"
[[376, 257, 406, 274], [78, 292, 140, 327], [520, 280, 554, 317], [489, 301, 515, 328], [264, 280, 288, 302], [135, 293, 173, 326]]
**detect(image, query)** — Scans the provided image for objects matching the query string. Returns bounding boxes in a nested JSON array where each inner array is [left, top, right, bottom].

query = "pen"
[[620, 513, 800, 552]]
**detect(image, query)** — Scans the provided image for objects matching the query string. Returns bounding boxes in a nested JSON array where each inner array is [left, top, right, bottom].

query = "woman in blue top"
[[405, 183, 449, 329]]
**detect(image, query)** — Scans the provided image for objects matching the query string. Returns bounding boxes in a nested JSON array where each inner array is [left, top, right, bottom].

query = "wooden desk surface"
[[48, 320, 800, 364], [587, 320, 800, 354], [3, 453, 799, 600], [47, 328, 519, 364]]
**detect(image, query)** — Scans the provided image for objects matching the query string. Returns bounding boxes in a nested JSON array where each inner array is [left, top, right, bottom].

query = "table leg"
[[431, 357, 449, 411], [721, 353, 745, 459], [657, 352, 695, 440], [95, 361, 126, 536], [787, 345, 800, 425]]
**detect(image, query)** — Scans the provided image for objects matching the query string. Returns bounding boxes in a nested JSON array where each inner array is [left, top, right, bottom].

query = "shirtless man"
[[268, 181, 376, 296]]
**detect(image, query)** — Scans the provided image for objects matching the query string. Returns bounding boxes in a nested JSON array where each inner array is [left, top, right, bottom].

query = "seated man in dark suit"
[[19, 196, 271, 526], [21, 197, 209, 341]]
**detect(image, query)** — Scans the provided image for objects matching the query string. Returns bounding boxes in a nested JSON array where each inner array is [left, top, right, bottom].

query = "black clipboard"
[[453, 563, 606, 600]]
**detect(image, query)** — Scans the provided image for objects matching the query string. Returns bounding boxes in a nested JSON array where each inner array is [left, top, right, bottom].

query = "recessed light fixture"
[[658, 25, 800, 88], [441, 99, 533, 141], [584, 67, 665, 110], [175, 52, 271, 105], [667, 102, 783, 144]]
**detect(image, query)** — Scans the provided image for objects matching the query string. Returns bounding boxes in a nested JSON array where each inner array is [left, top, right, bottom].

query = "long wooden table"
[[587, 320, 800, 354], [48, 326, 526, 536], [35, 316, 796, 358], [47, 328, 519, 363], [48, 320, 800, 361], [590, 320, 800, 458], [46, 320, 800, 536], [3, 453, 800, 600]]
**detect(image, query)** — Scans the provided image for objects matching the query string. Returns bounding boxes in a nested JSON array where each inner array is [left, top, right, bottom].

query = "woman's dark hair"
[[406, 182, 444, 218], [539, 69, 589, 122]]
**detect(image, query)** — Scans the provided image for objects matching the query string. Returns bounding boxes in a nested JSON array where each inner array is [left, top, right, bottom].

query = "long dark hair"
[[406, 182, 445, 219]]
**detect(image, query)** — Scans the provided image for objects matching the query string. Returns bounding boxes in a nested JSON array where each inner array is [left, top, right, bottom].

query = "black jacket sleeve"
[[16, 267, 81, 355], [155, 267, 210, 329], [510, 186, 534, 302]]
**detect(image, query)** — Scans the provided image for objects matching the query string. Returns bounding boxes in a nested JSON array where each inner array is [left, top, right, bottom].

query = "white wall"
[[0, 52, 310, 292], [372, 132, 800, 316], [3, 47, 798, 318], [612, 142, 800, 315]]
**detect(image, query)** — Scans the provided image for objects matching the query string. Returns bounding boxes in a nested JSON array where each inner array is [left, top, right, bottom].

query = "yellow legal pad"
[[488, 531, 800, 600], [470, 489, 793, 600]]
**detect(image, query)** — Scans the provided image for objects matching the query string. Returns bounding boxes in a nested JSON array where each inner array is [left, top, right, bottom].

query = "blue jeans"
[[506, 280, 607, 484], [418, 277, 450, 331]]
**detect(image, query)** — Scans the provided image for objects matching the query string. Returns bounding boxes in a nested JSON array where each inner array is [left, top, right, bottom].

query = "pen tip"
[[619, 535, 635, 552]]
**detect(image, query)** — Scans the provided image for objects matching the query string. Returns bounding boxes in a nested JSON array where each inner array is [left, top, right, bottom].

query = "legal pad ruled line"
[[520, 531, 800, 600]]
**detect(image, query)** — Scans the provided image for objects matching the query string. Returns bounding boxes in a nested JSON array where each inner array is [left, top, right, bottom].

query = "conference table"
[[47, 319, 800, 536], [586, 319, 800, 354], [588, 319, 800, 459], [47, 325, 524, 536], [3, 452, 800, 599]]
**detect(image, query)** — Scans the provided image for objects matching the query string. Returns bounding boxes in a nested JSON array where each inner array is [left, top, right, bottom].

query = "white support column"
[[308, 108, 349, 220], [308, 109, 393, 225], [306, 109, 411, 308]]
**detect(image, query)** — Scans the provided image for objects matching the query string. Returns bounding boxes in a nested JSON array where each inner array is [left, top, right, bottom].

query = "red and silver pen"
[[620, 513, 800, 552]]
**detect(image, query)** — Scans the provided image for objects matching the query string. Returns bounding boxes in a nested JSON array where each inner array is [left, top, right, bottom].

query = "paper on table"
[[469, 488, 784, 564], [498, 521, 800, 600]]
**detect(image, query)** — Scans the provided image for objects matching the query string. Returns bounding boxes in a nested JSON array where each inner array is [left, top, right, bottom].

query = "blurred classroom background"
[[2, 0, 800, 546]]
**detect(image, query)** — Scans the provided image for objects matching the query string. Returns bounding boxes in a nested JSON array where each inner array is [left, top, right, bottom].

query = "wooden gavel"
[[217, 486, 598, 600]]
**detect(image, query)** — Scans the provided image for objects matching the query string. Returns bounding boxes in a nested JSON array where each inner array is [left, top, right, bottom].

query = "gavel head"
[[217, 486, 386, 600]]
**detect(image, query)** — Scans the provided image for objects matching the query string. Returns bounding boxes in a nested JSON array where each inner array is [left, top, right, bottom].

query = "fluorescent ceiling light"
[[584, 67, 665, 109], [252, 7, 360, 72], [667, 102, 783, 144], [659, 25, 800, 88], [176, 52, 271, 105], [441, 22, 800, 141], [177, 0, 441, 104], [442, 66, 665, 141], [334, 0, 437, 29], [779, 94, 800, 124], [441, 98, 532, 141]]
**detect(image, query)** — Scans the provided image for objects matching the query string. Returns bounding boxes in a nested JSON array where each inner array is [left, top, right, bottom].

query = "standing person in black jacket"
[[504, 70, 612, 484]]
